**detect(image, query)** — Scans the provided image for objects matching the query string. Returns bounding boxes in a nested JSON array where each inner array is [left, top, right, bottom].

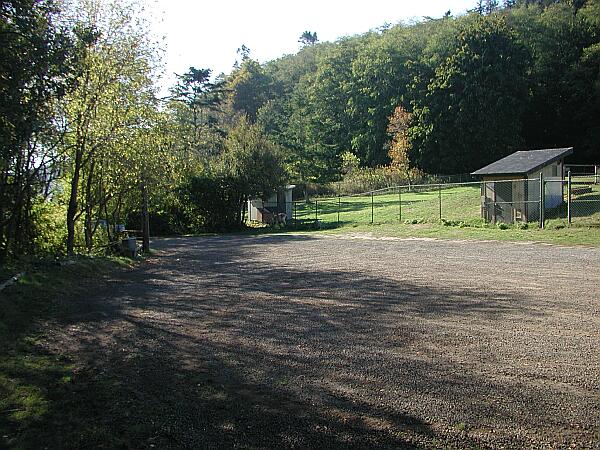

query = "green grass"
[[294, 186, 484, 225], [314, 221, 600, 247], [567, 182, 600, 226], [0, 256, 133, 448], [287, 184, 600, 247]]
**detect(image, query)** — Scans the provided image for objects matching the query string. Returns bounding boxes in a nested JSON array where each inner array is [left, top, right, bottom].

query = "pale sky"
[[147, 0, 476, 91]]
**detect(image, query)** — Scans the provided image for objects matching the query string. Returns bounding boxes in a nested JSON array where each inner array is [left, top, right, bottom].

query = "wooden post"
[[371, 191, 374, 224], [567, 170, 572, 225], [337, 195, 340, 224], [539, 172, 545, 229], [141, 182, 150, 253]]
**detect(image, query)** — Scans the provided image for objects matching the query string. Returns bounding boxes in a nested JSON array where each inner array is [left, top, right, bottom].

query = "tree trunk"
[[67, 147, 83, 255], [141, 181, 150, 253], [84, 159, 95, 252], [11, 150, 26, 257], [103, 196, 113, 249], [241, 196, 247, 224]]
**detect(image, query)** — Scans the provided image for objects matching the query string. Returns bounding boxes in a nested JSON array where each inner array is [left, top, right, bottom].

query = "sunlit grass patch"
[[294, 186, 483, 225]]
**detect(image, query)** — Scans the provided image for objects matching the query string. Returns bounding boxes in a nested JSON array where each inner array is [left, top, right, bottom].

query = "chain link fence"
[[566, 174, 600, 226], [280, 171, 600, 229]]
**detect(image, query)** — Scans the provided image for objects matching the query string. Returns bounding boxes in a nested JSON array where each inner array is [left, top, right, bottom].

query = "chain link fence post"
[[438, 183, 442, 221], [398, 187, 402, 223], [482, 181, 487, 223], [294, 201, 297, 224], [371, 191, 374, 224], [567, 170, 572, 225], [539, 172, 545, 229]]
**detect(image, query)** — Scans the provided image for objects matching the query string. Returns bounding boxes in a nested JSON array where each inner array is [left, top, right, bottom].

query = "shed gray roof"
[[472, 147, 573, 176]]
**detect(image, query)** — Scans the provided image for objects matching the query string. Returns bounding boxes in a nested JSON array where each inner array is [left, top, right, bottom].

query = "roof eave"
[[524, 147, 573, 175], [471, 147, 574, 177], [472, 172, 526, 177]]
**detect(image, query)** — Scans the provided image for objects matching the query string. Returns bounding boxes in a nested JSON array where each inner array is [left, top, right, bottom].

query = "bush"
[[31, 197, 67, 256], [306, 167, 474, 197], [178, 118, 288, 232], [442, 219, 463, 227], [333, 167, 409, 195], [179, 173, 245, 232]]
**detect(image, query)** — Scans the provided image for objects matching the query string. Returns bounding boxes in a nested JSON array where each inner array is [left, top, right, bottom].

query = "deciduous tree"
[[0, 0, 78, 260]]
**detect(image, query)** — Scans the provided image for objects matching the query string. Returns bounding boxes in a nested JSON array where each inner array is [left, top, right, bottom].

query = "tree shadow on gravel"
[[5, 234, 590, 449]]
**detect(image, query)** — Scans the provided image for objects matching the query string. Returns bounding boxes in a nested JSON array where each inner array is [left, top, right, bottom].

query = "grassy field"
[[289, 183, 600, 247], [294, 185, 484, 225], [566, 178, 600, 226], [317, 221, 600, 247]]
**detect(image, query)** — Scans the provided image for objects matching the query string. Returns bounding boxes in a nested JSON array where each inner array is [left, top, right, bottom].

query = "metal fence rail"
[[565, 164, 599, 181]]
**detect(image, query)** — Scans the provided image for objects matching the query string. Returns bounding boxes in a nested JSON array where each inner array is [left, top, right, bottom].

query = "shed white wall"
[[527, 161, 564, 209], [248, 199, 263, 221], [481, 160, 565, 223], [247, 186, 294, 223], [284, 189, 293, 218]]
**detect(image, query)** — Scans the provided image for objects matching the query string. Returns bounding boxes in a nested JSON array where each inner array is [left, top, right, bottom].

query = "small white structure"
[[248, 185, 295, 224], [472, 147, 573, 223]]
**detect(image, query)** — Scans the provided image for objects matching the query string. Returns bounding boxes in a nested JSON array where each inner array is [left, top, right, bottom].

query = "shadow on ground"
[[2, 234, 596, 449]]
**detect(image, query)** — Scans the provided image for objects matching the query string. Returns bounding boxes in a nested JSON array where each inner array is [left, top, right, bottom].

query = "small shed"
[[247, 185, 295, 224], [472, 147, 573, 224]]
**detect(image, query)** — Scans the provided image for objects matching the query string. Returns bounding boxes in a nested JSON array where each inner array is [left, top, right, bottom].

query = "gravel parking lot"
[[48, 233, 600, 448]]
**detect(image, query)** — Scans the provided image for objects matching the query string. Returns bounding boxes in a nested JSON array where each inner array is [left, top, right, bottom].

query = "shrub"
[[314, 167, 472, 197], [179, 173, 245, 232], [179, 118, 288, 232], [31, 197, 67, 256]]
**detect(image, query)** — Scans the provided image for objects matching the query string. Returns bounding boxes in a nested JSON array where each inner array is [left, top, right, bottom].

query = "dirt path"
[[42, 234, 600, 448]]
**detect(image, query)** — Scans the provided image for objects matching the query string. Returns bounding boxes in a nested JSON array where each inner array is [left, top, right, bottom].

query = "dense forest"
[[1, 0, 600, 260]]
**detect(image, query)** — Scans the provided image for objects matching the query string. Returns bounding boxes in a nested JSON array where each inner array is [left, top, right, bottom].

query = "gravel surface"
[[46, 233, 600, 448]]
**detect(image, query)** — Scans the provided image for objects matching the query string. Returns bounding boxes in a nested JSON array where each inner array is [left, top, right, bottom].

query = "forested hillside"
[[1, 0, 600, 260], [255, 0, 600, 178]]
